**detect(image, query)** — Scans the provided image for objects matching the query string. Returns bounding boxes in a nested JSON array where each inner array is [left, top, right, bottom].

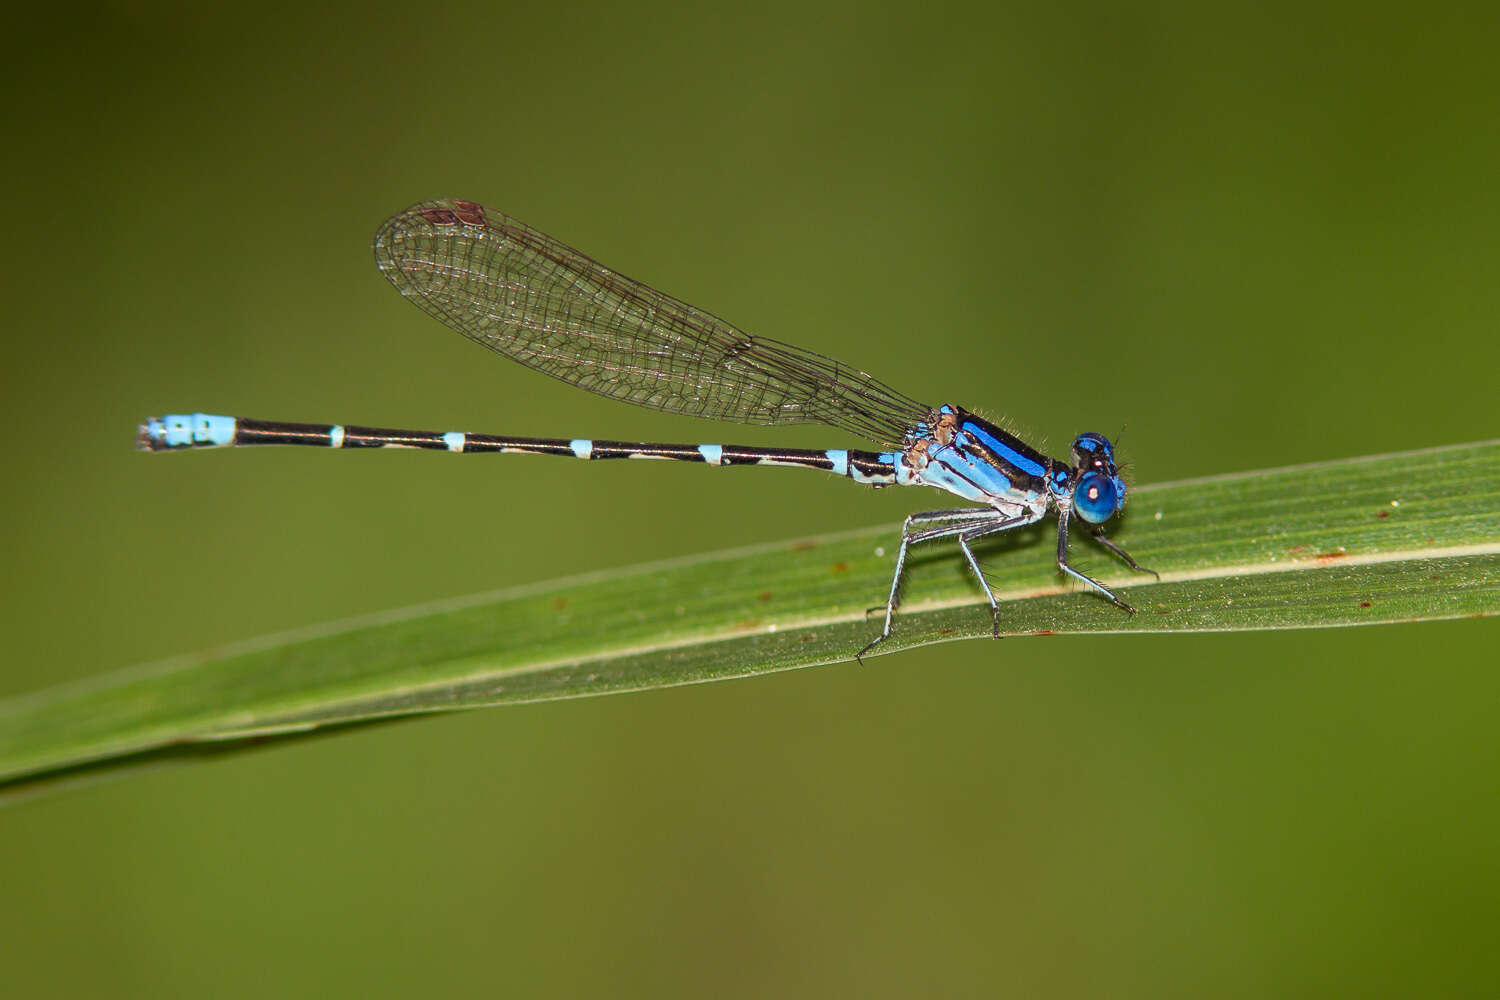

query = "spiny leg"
[[861, 512, 999, 619], [864, 509, 993, 604], [1055, 511, 1136, 614], [953, 512, 1046, 639], [857, 509, 994, 662], [955, 534, 999, 637], [1091, 530, 1159, 579], [858, 508, 1038, 661]]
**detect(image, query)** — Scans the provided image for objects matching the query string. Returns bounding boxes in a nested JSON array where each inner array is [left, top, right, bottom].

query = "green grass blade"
[[3, 440, 1498, 794]]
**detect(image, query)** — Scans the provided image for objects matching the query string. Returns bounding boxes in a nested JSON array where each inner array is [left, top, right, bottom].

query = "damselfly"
[[139, 198, 1156, 657]]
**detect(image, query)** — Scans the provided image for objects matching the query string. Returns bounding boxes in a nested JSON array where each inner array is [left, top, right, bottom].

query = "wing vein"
[[372, 199, 930, 445]]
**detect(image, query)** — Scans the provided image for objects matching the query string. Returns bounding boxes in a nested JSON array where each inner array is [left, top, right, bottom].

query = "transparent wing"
[[372, 199, 930, 446]]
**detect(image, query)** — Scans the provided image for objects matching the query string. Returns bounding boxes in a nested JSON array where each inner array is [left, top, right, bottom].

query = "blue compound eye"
[[1074, 472, 1121, 524], [1071, 432, 1114, 469]]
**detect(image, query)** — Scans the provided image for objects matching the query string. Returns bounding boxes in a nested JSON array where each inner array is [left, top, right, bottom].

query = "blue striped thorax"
[[902, 405, 1126, 526], [902, 405, 1052, 509]]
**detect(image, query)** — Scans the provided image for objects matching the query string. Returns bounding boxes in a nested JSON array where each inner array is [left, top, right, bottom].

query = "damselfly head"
[[1069, 432, 1127, 524]]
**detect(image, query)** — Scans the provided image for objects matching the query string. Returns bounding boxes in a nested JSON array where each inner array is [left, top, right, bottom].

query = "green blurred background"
[[3, 2, 1498, 995]]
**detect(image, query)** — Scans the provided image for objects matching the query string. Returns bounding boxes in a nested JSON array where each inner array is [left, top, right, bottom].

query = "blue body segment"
[[860, 456, 900, 485], [139, 198, 1156, 658], [143, 413, 237, 449], [956, 415, 1048, 480], [913, 452, 1006, 505], [902, 406, 1048, 508]]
